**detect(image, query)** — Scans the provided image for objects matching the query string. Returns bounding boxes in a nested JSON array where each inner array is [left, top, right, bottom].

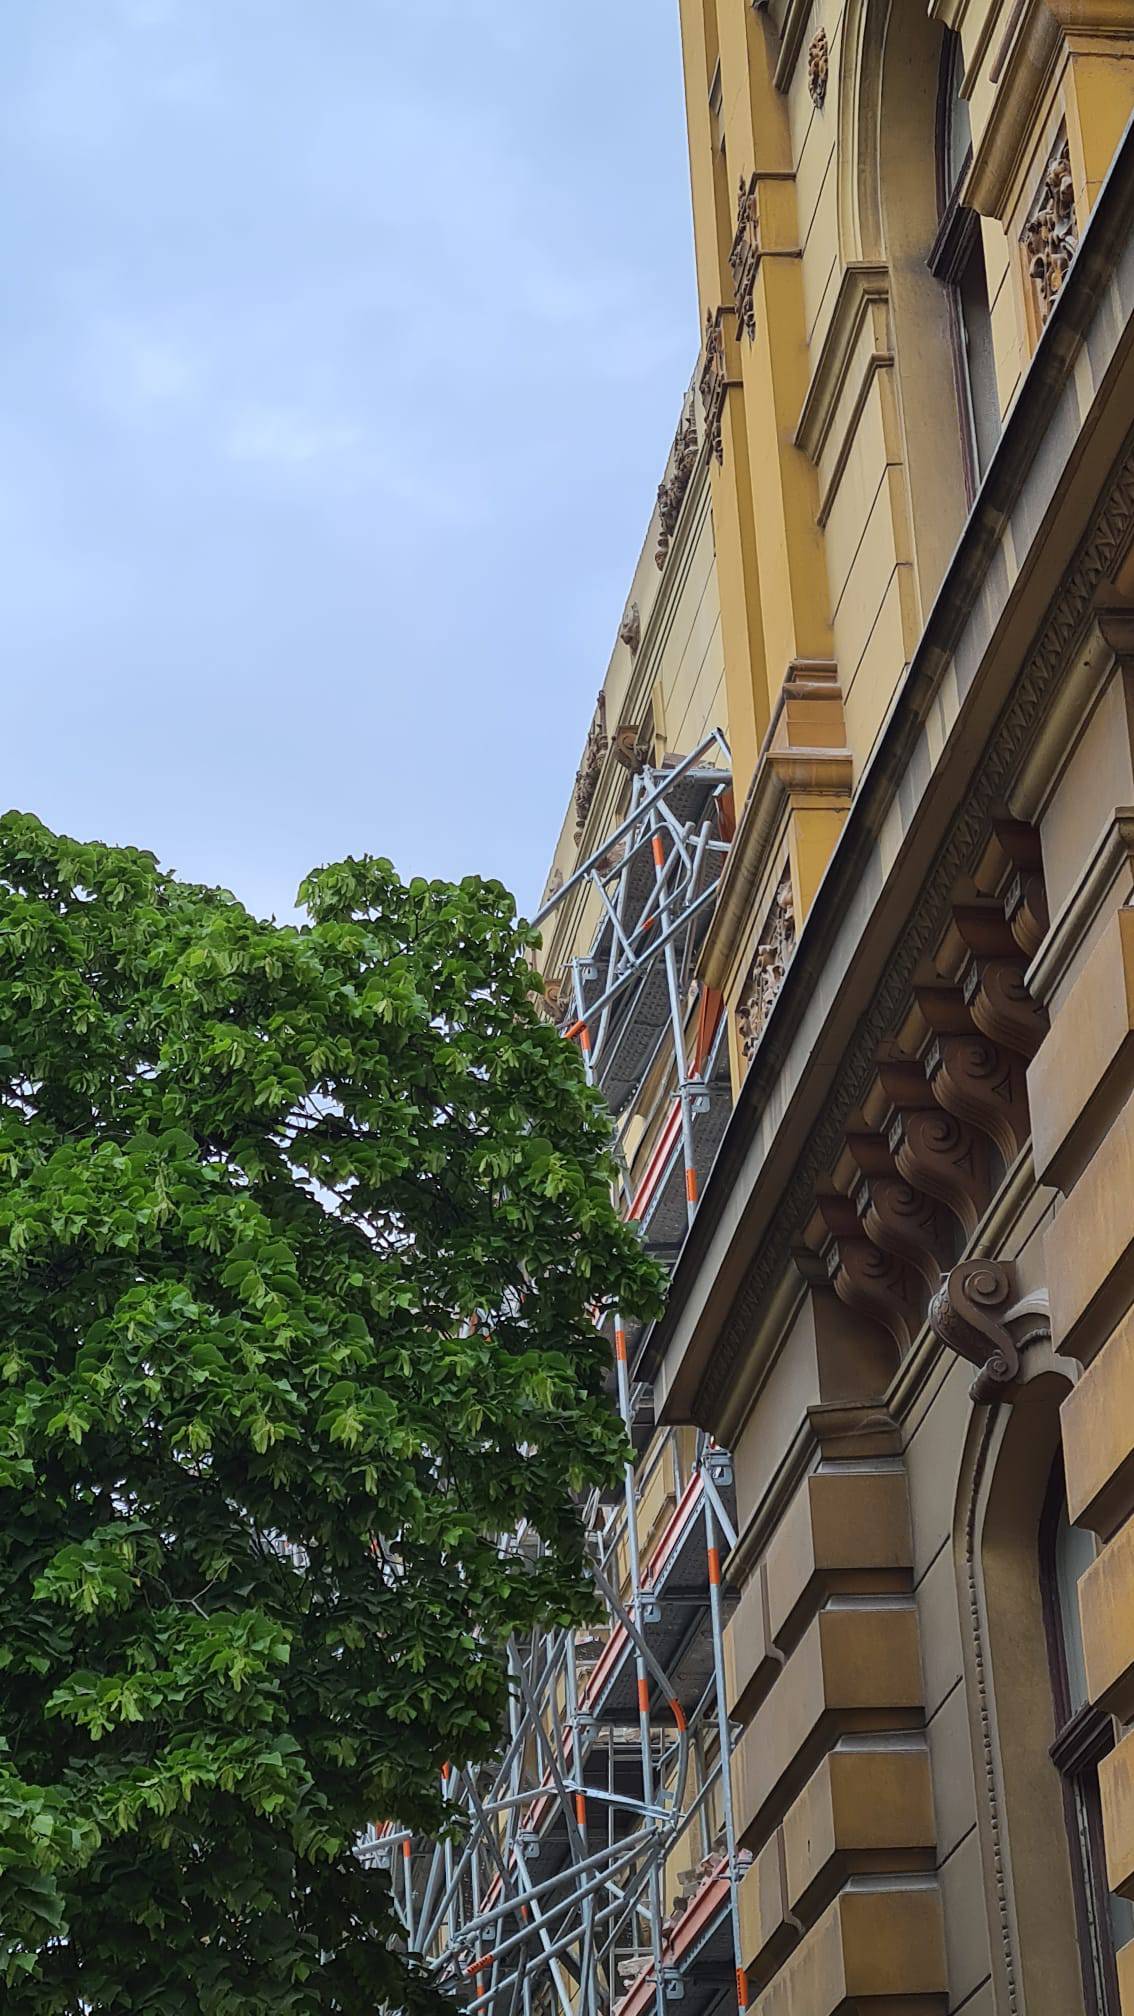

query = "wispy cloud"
[[0, 0, 694, 918], [225, 407, 364, 468], [80, 314, 203, 418], [116, 0, 180, 25]]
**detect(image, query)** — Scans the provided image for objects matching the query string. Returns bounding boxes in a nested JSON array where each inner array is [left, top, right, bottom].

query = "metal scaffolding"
[[365, 735, 749, 2016]]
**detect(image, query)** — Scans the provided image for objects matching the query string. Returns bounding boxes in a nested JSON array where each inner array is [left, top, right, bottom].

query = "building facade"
[[388, 6, 1134, 2015]]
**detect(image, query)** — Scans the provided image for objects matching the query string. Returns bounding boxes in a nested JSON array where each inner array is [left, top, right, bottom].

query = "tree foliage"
[[0, 814, 661, 2012]]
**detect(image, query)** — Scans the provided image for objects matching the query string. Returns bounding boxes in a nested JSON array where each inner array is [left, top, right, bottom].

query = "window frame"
[[1040, 1459, 1124, 2016], [928, 28, 996, 502]]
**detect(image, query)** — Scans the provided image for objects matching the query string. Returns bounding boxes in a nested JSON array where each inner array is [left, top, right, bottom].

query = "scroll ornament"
[[928, 1258, 1018, 1402]]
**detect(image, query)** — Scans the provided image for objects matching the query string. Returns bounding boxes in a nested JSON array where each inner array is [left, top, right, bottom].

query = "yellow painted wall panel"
[[825, 453, 892, 632], [841, 565, 917, 775], [832, 463, 909, 677], [801, 148, 840, 346], [816, 350, 898, 551]]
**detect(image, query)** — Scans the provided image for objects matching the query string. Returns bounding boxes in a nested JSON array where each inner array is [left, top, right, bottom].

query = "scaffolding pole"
[[376, 738, 743, 2016]]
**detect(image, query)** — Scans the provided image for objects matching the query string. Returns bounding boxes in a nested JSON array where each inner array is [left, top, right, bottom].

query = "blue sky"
[[0, 0, 696, 920]]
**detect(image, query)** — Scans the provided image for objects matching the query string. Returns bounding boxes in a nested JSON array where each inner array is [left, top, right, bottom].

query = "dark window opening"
[[928, 29, 999, 496]]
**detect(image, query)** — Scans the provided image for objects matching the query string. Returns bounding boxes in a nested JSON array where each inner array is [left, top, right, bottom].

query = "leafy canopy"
[[0, 814, 660, 2013]]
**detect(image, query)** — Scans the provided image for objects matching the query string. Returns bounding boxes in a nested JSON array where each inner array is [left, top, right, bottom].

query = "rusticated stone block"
[[751, 1884, 946, 2013], [1061, 1304, 1134, 1537], [765, 1467, 912, 1645], [782, 1742, 935, 1912], [1079, 1516, 1134, 1719], [1044, 1088, 1134, 1358], [1029, 906, 1134, 1188], [736, 1833, 789, 1975], [1100, 1725, 1134, 1901], [1119, 1932, 1134, 2013], [723, 1568, 776, 1724], [732, 1603, 923, 1844]]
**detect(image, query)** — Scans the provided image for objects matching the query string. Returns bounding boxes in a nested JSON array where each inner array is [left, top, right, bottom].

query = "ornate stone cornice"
[[691, 439, 1134, 1428]]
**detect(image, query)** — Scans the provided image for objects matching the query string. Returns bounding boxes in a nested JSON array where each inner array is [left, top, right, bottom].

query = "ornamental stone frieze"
[[573, 693, 607, 840], [655, 406, 698, 569], [728, 174, 761, 341], [735, 868, 796, 1063], [1023, 136, 1078, 323]]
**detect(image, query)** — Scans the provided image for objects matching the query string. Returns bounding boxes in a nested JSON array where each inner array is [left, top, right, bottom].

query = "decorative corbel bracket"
[[928, 1258, 1019, 1402]]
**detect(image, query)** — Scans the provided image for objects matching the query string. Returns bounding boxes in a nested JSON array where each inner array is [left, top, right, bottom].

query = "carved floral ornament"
[[699, 308, 737, 466], [807, 27, 828, 110], [735, 868, 796, 1063], [728, 174, 761, 341], [655, 406, 698, 569], [1022, 134, 1078, 324], [618, 602, 641, 653]]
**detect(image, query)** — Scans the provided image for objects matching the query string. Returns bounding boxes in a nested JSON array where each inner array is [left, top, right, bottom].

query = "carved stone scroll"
[[925, 1033, 1029, 1166], [1004, 869, 1048, 959], [961, 957, 1047, 1059], [611, 723, 648, 775], [1022, 135, 1078, 325], [854, 1172, 956, 1290], [728, 174, 761, 341], [821, 1197, 924, 1356], [890, 1108, 990, 1239], [928, 1259, 1019, 1403]]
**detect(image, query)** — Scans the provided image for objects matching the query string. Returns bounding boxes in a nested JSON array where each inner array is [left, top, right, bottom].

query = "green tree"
[[0, 814, 660, 2013]]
